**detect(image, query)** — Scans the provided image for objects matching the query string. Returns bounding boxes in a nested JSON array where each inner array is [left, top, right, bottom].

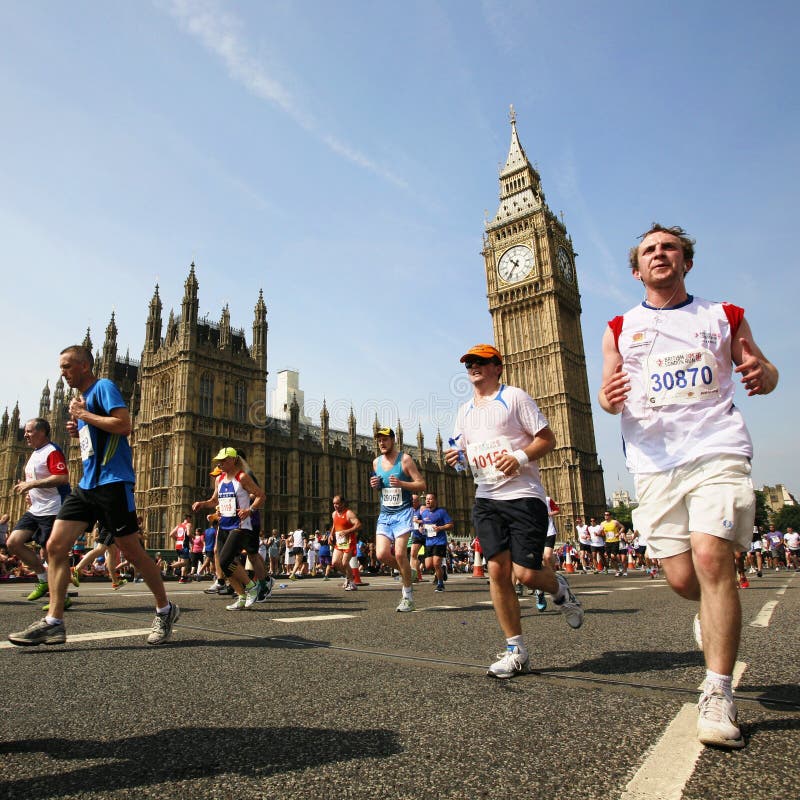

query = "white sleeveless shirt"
[[609, 296, 752, 475]]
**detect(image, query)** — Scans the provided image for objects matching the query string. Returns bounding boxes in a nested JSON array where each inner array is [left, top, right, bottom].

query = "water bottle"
[[448, 436, 466, 473]]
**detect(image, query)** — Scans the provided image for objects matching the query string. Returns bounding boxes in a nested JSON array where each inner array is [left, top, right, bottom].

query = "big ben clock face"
[[557, 246, 574, 283], [497, 245, 534, 283]]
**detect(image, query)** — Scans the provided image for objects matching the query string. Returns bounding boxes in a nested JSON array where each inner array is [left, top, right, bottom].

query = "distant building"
[[761, 483, 797, 516], [270, 369, 311, 424], [0, 266, 475, 549], [611, 488, 635, 508]]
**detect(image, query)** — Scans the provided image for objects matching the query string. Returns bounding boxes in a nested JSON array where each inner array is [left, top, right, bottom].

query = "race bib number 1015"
[[467, 436, 513, 485]]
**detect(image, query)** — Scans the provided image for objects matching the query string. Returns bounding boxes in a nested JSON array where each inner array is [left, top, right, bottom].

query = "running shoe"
[[204, 582, 223, 594], [697, 689, 744, 749], [411, 568, 418, 582], [8, 617, 66, 646], [757, 570, 762, 577], [739, 579, 750, 589], [514, 583, 523, 597], [112, 579, 128, 590], [693, 613, 703, 649], [26, 581, 49, 601], [535, 590, 547, 612], [219, 585, 235, 596], [434, 582, 444, 592], [288, 573, 298, 581], [344, 582, 357, 591], [226, 595, 246, 611], [244, 582, 259, 608], [396, 597, 416, 612], [323, 575, 330, 581], [147, 602, 180, 646], [256, 577, 274, 603], [487, 646, 530, 679], [442, 569, 447, 582], [70, 568, 81, 588], [554, 574, 583, 629], [42, 596, 73, 612]]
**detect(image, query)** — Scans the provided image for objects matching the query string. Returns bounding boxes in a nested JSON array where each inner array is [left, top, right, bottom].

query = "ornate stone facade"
[[481, 108, 606, 535], [0, 266, 475, 550]]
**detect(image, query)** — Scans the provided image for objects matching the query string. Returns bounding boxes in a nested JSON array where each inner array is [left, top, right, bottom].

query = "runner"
[[445, 344, 583, 679], [575, 516, 592, 574], [588, 516, 605, 573], [191, 447, 265, 610], [168, 515, 193, 583], [370, 427, 426, 612], [408, 494, 425, 582], [9, 345, 178, 646], [599, 223, 778, 748], [601, 511, 627, 576], [7, 418, 70, 603], [416, 492, 453, 593], [330, 495, 361, 590], [533, 496, 560, 610]]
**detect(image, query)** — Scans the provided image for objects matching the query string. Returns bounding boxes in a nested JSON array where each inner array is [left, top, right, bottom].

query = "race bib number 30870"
[[646, 348, 720, 407]]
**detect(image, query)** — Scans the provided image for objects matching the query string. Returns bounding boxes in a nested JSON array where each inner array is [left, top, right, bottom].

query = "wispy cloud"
[[163, 0, 408, 189]]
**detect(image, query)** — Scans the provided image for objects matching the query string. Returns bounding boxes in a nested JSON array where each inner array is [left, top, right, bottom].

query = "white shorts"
[[632, 454, 754, 560]]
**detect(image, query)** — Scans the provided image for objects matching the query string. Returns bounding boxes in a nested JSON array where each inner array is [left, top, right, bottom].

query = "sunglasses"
[[464, 357, 493, 368]]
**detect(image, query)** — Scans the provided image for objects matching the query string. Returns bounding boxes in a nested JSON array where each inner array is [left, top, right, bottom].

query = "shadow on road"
[[0, 725, 401, 796]]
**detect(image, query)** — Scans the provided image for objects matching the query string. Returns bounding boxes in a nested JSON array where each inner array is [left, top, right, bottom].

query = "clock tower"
[[482, 107, 606, 531]]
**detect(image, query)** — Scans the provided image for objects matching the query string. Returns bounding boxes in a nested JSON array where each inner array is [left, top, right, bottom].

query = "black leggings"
[[217, 528, 258, 577]]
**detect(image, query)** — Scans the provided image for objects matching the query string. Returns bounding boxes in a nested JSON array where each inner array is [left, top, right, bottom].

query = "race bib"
[[78, 425, 94, 460], [336, 532, 349, 546], [424, 524, 437, 537], [381, 487, 403, 508], [466, 436, 513, 485], [218, 495, 237, 516], [646, 348, 720, 407]]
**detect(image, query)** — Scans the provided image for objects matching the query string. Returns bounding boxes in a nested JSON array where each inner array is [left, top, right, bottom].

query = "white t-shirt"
[[610, 297, 752, 474], [576, 524, 591, 545], [292, 529, 304, 549], [452, 384, 548, 502], [588, 524, 605, 547], [784, 531, 800, 550]]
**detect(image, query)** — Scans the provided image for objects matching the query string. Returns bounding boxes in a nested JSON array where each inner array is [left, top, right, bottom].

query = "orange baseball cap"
[[459, 344, 502, 364]]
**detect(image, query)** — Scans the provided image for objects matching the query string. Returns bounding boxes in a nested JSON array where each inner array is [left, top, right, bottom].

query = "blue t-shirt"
[[203, 527, 216, 552], [418, 507, 452, 546], [78, 379, 135, 489], [375, 452, 412, 514]]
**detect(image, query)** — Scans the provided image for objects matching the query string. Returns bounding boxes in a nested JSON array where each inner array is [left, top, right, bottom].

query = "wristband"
[[512, 449, 529, 468]]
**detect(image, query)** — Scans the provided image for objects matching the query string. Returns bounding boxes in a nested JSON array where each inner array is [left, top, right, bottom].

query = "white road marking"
[[623, 663, 746, 800], [272, 614, 355, 623], [1, 628, 153, 648], [750, 601, 778, 628]]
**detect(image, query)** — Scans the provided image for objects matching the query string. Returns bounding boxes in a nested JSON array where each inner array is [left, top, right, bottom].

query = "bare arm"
[[731, 317, 778, 396], [69, 398, 132, 436], [14, 473, 69, 493], [599, 326, 629, 414]]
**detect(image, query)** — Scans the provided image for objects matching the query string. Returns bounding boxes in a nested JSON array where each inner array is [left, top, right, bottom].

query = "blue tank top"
[[375, 452, 412, 514]]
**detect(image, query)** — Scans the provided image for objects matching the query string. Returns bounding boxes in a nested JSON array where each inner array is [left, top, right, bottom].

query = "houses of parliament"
[[0, 111, 606, 549]]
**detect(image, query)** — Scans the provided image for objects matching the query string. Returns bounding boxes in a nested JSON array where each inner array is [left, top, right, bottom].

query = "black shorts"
[[176, 547, 190, 559], [472, 496, 547, 570], [57, 483, 139, 539], [544, 534, 556, 549], [96, 527, 116, 547], [12, 512, 58, 547], [425, 543, 448, 558], [290, 546, 305, 561], [218, 527, 259, 555], [411, 532, 426, 546], [579, 543, 592, 553], [604, 542, 621, 556]]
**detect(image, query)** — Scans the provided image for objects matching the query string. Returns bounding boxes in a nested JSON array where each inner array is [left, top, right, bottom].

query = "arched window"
[[199, 373, 214, 417], [234, 381, 247, 422], [150, 439, 170, 488]]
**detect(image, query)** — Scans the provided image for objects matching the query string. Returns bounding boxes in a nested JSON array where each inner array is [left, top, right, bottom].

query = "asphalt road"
[[1, 568, 798, 800]]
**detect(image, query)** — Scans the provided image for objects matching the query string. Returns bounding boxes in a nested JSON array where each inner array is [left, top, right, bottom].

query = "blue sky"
[[1, 0, 797, 499]]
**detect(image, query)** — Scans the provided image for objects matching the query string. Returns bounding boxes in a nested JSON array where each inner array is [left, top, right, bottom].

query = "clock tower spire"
[[481, 107, 605, 530]]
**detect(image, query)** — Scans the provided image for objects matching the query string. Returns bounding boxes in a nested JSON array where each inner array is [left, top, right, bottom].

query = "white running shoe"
[[244, 582, 259, 608], [396, 597, 416, 612], [693, 613, 703, 649], [226, 595, 246, 611], [697, 689, 744, 749], [554, 574, 583, 629], [487, 646, 531, 679]]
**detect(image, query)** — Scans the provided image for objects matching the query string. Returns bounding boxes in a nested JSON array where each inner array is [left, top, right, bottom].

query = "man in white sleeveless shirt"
[[599, 224, 778, 749]]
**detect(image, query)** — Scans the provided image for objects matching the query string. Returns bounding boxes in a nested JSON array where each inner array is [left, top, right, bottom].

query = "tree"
[[772, 505, 800, 532], [612, 504, 633, 531], [754, 490, 769, 528]]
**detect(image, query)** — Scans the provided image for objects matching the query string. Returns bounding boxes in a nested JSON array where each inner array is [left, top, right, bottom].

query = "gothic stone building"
[[0, 266, 475, 550]]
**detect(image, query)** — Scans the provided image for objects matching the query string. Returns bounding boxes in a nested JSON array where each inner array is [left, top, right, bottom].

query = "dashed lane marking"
[[1, 628, 153, 648], [750, 601, 778, 628], [622, 661, 746, 800], [272, 614, 355, 623]]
